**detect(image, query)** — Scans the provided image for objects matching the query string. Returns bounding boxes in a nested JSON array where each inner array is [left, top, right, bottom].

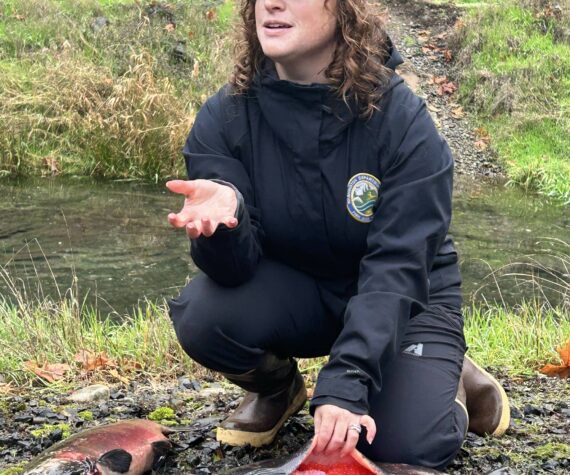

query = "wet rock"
[[542, 459, 560, 471], [67, 384, 110, 404], [523, 404, 544, 417]]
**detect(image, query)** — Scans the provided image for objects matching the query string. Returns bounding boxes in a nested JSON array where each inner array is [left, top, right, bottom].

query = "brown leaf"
[[164, 23, 176, 32], [451, 106, 465, 119], [25, 361, 70, 382], [74, 350, 112, 372], [109, 369, 130, 385], [206, 9, 217, 21], [432, 75, 448, 85], [417, 30, 431, 44], [444, 49, 453, 62], [13, 14, 26, 21], [540, 340, 570, 378], [474, 139, 489, 151], [437, 81, 458, 96], [428, 55, 439, 62]]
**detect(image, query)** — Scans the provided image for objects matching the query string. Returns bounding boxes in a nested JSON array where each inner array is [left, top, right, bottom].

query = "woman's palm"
[[167, 179, 238, 238]]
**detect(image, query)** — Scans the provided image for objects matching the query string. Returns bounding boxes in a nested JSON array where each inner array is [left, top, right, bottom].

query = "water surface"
[[1, 177, 568, 314]]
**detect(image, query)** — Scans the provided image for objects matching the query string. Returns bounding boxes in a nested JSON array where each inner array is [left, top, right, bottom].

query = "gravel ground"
[[384, 0, 504, 181], [0, 373, 569, 474]]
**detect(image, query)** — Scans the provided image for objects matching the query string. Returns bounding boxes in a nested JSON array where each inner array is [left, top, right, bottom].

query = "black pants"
[[169, 258, 468, 470]]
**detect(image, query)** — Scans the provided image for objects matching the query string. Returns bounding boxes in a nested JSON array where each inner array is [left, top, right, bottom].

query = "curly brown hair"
[[230, 0, 393, 118]]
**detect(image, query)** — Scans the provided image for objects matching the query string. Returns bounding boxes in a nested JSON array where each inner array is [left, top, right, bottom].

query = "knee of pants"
[[363, 419, 465, 470], [168, 276, 257, 371]]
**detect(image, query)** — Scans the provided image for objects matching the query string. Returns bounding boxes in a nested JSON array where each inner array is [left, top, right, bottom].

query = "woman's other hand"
[[166, 179, 238, 239], [313, 404, 376, 458]]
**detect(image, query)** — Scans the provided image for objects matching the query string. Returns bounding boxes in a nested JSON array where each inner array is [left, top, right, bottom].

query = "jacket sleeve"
[[182, 90, 264, 286], [310, 89, 454, 414]]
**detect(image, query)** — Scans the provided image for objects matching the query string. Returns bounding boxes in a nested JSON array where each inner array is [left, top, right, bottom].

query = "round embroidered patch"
[[346, 173, 381, 223]]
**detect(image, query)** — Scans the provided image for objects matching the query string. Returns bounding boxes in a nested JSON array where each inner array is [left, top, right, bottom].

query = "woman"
[[167, 0, 510, 469]]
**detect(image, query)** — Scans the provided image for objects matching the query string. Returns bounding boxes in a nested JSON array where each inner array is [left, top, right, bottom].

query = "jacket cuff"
[[309, 376, 369, 416]]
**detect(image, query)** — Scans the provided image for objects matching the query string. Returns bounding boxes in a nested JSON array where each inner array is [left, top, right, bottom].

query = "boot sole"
[[216, 384, 307, 447], [465, 355, 510, 437]]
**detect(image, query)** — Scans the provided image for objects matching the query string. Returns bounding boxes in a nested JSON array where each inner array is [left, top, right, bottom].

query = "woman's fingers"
[[220, 216, 239, 229], [166, 179, 196, 197], [360, 414, 377, 444], [323, 419, 348, 455], [340, 424, 360, 458], [185, 221, 203, 239], [314, 414, 335, 454]]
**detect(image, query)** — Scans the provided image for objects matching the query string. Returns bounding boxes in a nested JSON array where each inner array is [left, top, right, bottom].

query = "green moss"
[[532, 442, 570, 459], [78, 410, 94, 421], [148, 406, 176, 421], [30, 423, 71, 439], [0, 463, 26, 475]]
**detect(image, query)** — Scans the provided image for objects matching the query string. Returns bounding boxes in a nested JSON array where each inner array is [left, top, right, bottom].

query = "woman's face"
[[255, 0, 338, 69]]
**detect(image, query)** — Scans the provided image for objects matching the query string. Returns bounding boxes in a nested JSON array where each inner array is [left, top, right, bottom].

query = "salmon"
[[22, 419, 173, 475], [224, 437, 443, 474]]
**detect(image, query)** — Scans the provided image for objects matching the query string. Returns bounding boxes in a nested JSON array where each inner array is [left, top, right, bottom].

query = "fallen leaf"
[[13, 14, 26, 21], [25, 361, 70, 382], [474, 139, 489, 151], [74, 349, 112, 372], [427, 102, 441, 113], [164, 22, 176, 32], [431, 75, 448, 85], [444, 49, 453, 62], [109, 368, 130, 385], [428, 55, 439, 62], [540, 340, 570, 378], [451, 106, 465, 119], [437, 81, 458, 96], [417, 30, 431, 44], [206, 9, 217, 21]]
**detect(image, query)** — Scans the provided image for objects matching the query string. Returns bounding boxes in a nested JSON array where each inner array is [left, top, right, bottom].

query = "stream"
[[1, 177, 568, 314]]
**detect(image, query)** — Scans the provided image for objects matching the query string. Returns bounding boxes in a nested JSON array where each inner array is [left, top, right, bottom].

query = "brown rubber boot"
[[216, 355, 307, 447], [462, 355, 510, 437]]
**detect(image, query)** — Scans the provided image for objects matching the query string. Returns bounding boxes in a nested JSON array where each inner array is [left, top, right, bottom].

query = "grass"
[[1, 251, 569, 387], [452, 0, 570, 203], [0, 0, 235, 179], [1, 294, 568, 387]]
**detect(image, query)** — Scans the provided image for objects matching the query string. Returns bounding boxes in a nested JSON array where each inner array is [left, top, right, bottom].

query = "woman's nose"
[[262, 0, 286, 12]]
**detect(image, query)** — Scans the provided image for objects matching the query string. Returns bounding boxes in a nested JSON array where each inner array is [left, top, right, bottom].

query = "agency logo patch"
[[346, 173, 380, 223]]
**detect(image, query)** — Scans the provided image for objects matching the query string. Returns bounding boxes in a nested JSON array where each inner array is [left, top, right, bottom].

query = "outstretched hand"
[[313, 404, 376, 458], [166, 179, 238, 239]]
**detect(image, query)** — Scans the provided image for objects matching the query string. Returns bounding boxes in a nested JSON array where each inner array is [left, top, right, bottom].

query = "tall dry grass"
[[0, 0, 235, 179]]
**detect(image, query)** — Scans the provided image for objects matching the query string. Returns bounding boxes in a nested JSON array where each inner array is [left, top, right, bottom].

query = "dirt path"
[[384, 0, 503, 181]]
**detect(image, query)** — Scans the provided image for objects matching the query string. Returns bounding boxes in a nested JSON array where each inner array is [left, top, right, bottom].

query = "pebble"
[[67, 384, 110, 404]]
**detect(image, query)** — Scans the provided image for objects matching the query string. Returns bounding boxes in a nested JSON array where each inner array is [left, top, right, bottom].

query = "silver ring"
[[348, 423, 362, 434]]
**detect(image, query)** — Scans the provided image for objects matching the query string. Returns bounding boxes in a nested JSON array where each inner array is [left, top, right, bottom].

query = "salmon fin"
[[98, 448, 132, 473], [151, 440, 173, 469]]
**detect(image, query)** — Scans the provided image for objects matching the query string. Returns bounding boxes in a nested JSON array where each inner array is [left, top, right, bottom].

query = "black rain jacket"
[[182, 44, 462, 415]]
